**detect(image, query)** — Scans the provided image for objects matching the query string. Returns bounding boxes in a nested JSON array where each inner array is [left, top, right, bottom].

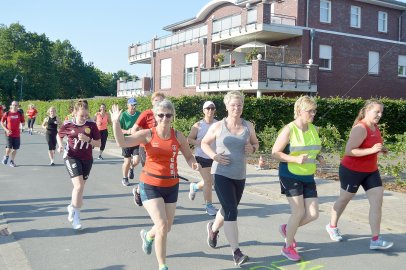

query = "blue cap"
[[127, 97, 137, 105]]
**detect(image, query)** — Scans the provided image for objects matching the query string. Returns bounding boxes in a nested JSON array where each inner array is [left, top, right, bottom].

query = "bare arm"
[[1, 119, 11, 136], [177, 131, 200, 171], [244, 121, 260, 154], [41, 118, 47, 129], [345, 125, 383, 157], [272, 125, 308, 164], [57, 133, 64, 153], [187, 122, 200, 146]]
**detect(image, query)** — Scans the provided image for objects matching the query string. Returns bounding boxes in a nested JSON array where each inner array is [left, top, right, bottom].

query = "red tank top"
[[140, 127, 180, 187], [341, 122, 382, 172]]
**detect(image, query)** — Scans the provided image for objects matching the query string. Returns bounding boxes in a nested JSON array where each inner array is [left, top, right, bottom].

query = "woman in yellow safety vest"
[[272, 96, 325, 262]]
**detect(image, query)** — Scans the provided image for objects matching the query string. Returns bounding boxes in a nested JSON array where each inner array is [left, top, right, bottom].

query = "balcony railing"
[[200, 65, 252, 85], [154, 25, 208, 51], [270, 14, 296, 26], [266, 63, 310, 88]]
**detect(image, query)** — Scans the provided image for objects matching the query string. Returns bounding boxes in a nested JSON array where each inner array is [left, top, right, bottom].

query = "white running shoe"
[[325, 224, 343, 242], [67, 205, 74, 222], [188, 183, 197, 200], [72, 210, 82, 230]]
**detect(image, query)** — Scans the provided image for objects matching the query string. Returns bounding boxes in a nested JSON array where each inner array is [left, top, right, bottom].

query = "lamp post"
[[13, 74, 23, 101]]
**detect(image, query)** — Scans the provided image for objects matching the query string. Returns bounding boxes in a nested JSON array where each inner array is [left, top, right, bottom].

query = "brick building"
[[122, 0, 406, 98]]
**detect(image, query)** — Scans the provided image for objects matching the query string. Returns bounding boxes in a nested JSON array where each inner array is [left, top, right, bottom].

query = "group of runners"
[[0, 92, 394, 270]]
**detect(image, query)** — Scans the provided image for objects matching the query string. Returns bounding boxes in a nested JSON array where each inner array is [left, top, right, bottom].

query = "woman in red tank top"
[[111, 99, 199, 270], [326, 100, 393, 250]]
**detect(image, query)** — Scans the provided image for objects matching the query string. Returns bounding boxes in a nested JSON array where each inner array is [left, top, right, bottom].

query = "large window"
[[320, 0, 331, 23], [368, 51, 379, 75], [351, 6, 361, 28], [319, 45, 332, 70], [160, 58, 172, 89], [378, 11, 388, 33], [398, 55, 406, 77], [184, 52, 198, 87]]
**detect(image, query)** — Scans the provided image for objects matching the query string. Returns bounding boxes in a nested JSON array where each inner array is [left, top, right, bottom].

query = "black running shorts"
[[64, 157, 93, 180]]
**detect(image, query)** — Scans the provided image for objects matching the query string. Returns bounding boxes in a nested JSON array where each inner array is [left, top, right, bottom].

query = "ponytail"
[[353, 99, 383, 126]]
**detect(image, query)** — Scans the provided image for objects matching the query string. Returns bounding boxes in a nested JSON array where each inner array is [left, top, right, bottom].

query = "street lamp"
[[13, 74, 23, 101]]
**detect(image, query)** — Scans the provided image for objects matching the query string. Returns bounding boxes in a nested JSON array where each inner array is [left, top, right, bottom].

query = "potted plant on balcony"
[[213, 53, 224, 67], [245, 48, 259, 63]]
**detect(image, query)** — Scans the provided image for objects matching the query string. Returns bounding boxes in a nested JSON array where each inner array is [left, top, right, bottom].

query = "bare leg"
[[330, 189, 356, 227], [122, 157, 131, 178], [366, 186, 384, 236], [285, 196, 305, 247], [212, 208, 224, 232], [71, 176, 86, 208], [299, 198, 319, 226]]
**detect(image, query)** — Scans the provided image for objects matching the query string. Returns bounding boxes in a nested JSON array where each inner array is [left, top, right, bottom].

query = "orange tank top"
[[95, 112, 109, 131], [140, 127, 180, 187]]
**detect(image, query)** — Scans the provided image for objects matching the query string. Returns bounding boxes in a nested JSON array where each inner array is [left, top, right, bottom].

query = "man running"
[[1, 101, 25, 167], [120, 97, 141, 186]]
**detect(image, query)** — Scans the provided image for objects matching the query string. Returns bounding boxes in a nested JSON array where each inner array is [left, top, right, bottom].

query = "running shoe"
[[97, 155, 103, 160], [128, 168, 134, 179], [279, 224, 297, 248], [325, 224, 343, 242], [207, 221, 219, 249], [2, 156, 8, 165], [122, 178, 130, 186], [233, 248, 249, 266], [72, 210, 82, 230], [9, 160, 16, 167], [133, 186, 143, 206], [281, 245, 301, 261], [370, 237, 394, 250], [160, 265, 168, 270], [50, 162, 55, 166], [205, 203, 217, 216], [67, 204, 75, 222], [188, 183, 197, 200], [140, 229, 153, 255]]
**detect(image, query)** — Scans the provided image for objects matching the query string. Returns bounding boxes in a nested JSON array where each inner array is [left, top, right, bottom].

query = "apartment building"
[[123, 0, 406, 98]]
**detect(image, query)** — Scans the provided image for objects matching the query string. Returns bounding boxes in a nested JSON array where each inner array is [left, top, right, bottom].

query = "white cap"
[[203, 101, 215, 109]]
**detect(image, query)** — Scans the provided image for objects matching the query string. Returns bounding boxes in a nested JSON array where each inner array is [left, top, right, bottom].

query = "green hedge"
[[20, 95, 406, 138]]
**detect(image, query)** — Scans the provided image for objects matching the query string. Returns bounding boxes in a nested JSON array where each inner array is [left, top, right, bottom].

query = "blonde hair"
[[294, 96, 317, 119], [28, 104, 35, 109], [74, 100, 89, 113], [151, 92, 165, 102], [47, 106, 56, 116], [223, 91, 244, 106], [353, 99, 383, 126]]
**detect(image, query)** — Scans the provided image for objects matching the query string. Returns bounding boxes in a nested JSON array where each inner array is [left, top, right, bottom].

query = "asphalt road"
[[0, 130, 405, 270]]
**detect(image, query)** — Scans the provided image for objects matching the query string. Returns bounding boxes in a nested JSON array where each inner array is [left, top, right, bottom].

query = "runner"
[[17, 104, 25, 133], [201, 91, 259, 267], [131, 92, 166, 206], [272, 96, 324, 261], [1, 101, 25, 167], [57, 100, 101, 230], [187, 100, 218, 216], [326, 99, 394, 250], [111, 99, 199, 270], [26, 104, 38, 135], [0, 104, 4, 120], [41, 106, 61, 166], [119, 97, 141, 186], [94, 103, 111, 160]]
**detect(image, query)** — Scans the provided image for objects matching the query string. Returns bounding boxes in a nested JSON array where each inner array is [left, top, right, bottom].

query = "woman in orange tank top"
[[326, 100, 393, 250], [94, 103, 111, 160], [111, 99, 199, 270]]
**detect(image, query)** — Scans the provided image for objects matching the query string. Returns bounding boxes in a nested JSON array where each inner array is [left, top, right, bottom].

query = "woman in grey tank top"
[[201, 91, 259, 267]]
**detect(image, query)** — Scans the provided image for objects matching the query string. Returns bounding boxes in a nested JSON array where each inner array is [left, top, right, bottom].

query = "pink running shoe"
[[281, 245, 301, 261], [279, 224, 297, 248]]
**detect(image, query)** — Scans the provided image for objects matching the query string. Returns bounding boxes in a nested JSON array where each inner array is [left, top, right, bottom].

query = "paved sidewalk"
[[100, 138, 406, 234]]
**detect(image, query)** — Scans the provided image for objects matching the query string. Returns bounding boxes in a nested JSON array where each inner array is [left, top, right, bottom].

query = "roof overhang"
[[355, 0, 406, 10]]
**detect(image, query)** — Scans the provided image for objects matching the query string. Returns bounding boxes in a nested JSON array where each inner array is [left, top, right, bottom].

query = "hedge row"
[[20, 95, 406, 138]]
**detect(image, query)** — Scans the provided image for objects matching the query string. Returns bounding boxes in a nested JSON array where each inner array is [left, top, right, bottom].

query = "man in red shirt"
[[1, 101, 25, 167]]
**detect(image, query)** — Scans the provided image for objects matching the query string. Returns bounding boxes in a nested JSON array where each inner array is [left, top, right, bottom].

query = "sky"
[[1, 0, 406, 77], [0, 0, 209, 76]]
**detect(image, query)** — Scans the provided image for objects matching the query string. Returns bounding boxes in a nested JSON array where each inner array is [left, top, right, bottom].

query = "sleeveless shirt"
[[195, 119, 217, 159]]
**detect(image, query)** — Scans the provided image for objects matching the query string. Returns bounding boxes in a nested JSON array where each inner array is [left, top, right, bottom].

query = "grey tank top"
[[211, 118, 250, 180], [195, 119, 217, 159]]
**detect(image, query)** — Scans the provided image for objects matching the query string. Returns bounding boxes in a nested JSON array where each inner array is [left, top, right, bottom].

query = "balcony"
[[117, 80, 151, 97], [197, 61, 317, 94], [129, 41, 152, 64]]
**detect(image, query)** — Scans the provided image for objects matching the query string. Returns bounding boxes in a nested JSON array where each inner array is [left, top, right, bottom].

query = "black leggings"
[[46, 131, 57, 150], [99, 129, 108, 151], [214, 174, 246, 221], [27, 118, 36, 129]]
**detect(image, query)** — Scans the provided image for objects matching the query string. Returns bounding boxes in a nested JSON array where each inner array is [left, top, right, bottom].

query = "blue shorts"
[[139, 182, 179, 203]]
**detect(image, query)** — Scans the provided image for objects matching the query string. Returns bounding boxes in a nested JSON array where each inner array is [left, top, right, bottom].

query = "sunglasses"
[[129, 104, 137, 107], [205, 107, 216, 111], [157, 113, 173, 118]]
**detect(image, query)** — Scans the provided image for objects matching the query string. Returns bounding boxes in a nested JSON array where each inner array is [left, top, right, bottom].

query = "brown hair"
[[151, 92, 165, 102], [74, 100, 89, 113], [353, 99, 383, 126]]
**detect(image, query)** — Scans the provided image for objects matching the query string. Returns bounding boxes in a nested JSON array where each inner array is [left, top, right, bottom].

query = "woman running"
[[94, 103, 111, 160], [187, 100, 218, 216], [272, 96, 324, 261], [26, 104, 38, 135], [326, 99, 393, 250], [57, 100, 101, 230], [111, 99, 199, 270], [41, 106, 61, 166], [201, 91, 259, 267]]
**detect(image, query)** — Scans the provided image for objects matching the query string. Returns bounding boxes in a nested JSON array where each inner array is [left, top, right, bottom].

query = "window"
[[378, 11, 388, 33], [320, 0, 331, 23], [368, 51, 379, 75], [351, 6, 361, 28], [319, 45, 332, 70], [398, 55, 406, 77], [160, 58, 172, 89], [184, 52, 198, 87], [247, 8, 257, 24]]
